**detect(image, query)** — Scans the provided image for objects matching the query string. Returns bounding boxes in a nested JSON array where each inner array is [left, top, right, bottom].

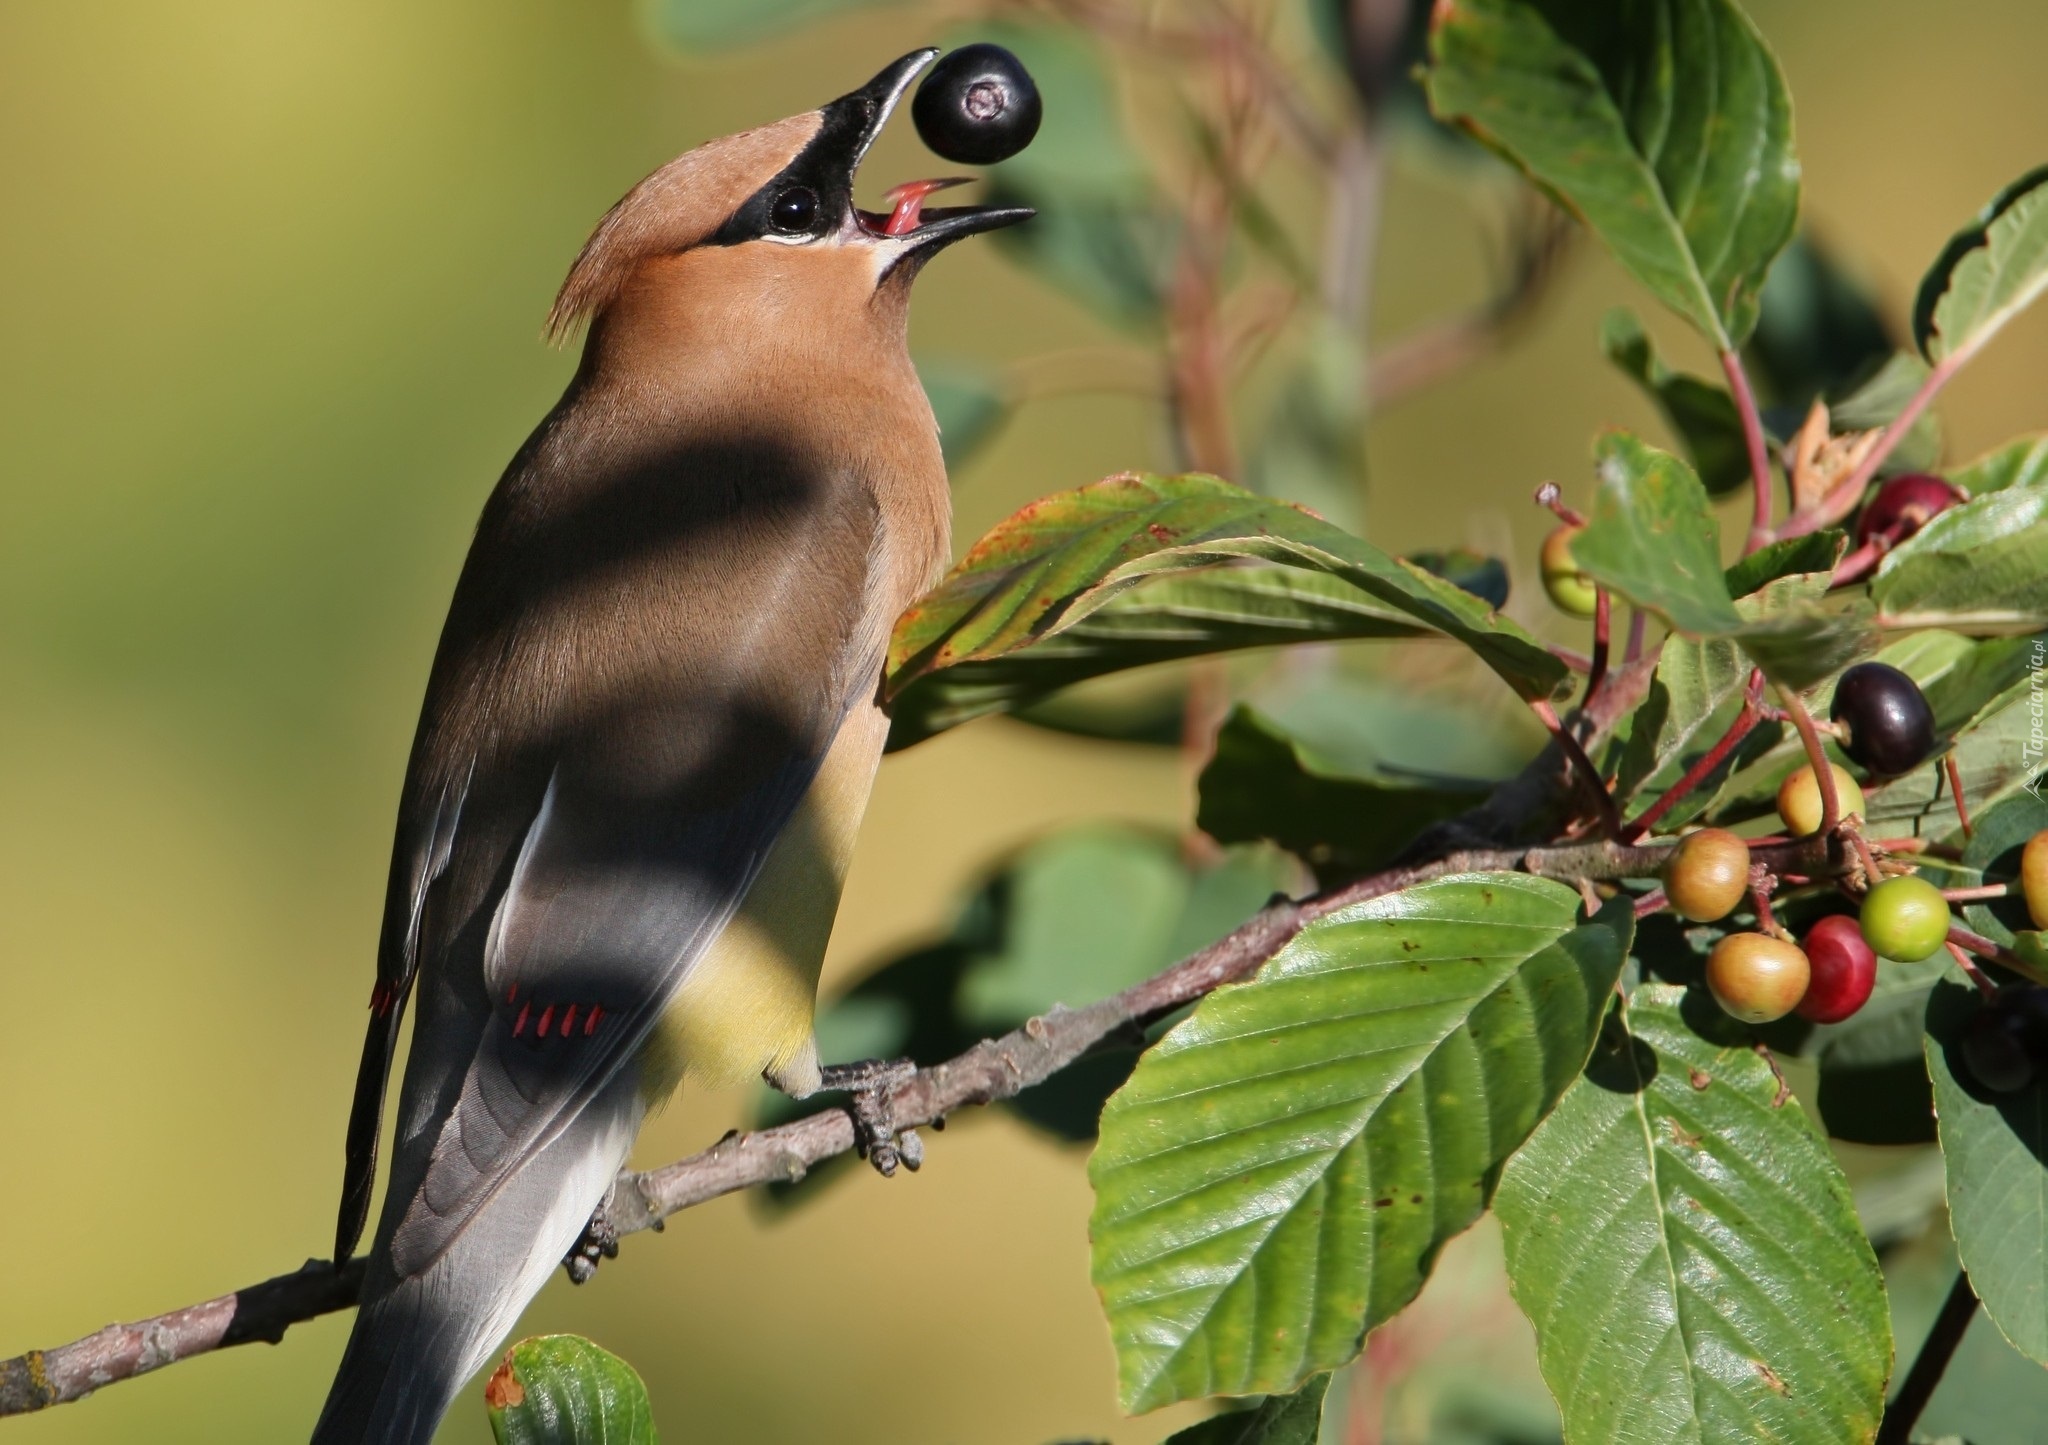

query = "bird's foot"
[[816, 1058, 922, 1178], [562, 1200, 619, 1285]]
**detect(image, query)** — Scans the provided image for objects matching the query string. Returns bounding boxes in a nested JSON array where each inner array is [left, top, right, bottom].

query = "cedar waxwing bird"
[[311, 50, 1029, 1444]]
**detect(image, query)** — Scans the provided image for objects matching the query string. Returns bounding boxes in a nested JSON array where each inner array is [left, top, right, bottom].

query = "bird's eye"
[[770, 187, 819, 234]]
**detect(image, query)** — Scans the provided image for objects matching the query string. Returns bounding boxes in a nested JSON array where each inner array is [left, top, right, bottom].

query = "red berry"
[[1854, 473, 1965, 549], [1796, 915, 1877, 1023]]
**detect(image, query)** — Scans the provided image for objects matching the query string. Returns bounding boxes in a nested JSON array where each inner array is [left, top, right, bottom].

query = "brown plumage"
[[313, 51, 1028, 1445]]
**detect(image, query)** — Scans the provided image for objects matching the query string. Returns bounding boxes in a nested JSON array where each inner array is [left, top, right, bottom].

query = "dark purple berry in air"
[[1829, 661, 1936, 776], [1854, 472, 1964, 549], [913, 44, 1042, 166], [1963, 1004, 2037, 1094]]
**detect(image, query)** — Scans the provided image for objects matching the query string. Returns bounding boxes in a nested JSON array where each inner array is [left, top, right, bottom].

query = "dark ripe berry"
[[2023, 831, 2048, 929], [1962, 1005, 2036, 1093], [1829, 662, 1936, 776], [1776, 762, 1865, 837], [1796, 915, 1877, 1023], [1540, 524, 1598, 617], [1705, 932, 1811, 1025], [1854, 472, 1965, 548], [913, 44, 1042, 166], [1859, 874, 1952, 962], [1662, 828, 1751, 923]]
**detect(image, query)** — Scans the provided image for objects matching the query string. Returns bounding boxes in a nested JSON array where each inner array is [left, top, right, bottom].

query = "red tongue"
[[882, 178, 969, 236]]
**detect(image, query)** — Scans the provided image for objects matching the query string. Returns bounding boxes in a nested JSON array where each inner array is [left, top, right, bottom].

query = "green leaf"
[[1744, 230, 1894, 407], [1197, 706, 1491, 876], [1158, 1375, 1330, 1445], [1951, 433, 2048, 495], [1247, 318, 1370, 531], [887, 565, 1430, 750], [1958, 793, 2048, 949], [1915, 166, 2048, 365], [1721, 528, 1844, 600], [486, 1336, 656, 1445], [1571, 433, 1741, 637], [1927, 977, 2048, 1364], [1601, 308, 1748, 496], [1425, 0, 1799, 349], [915, 356, 1009, 472], [884, 473, 1568, 747], [1873, 486, 2048, 636], [640, 0, 895, 49], [1089, 878, 1630, 1411], [1612, 632, 1756, 824], [1730, 590, 1880, 691], [1496, 985, 1891, 1444]]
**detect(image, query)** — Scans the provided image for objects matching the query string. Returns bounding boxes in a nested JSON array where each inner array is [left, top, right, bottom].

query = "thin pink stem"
[[1585, 588, 1612, 705], [1946, 754, 1974, 839], [1775, 683, 1842, 834], [1721, 348, 1775, 554], [1779, 353, 1964, 541], [1951, 924, 2048, 987], [1943, 884, 2010, 904], [1623, 609, 1647, 666], [1620, 669, 1765, 843]]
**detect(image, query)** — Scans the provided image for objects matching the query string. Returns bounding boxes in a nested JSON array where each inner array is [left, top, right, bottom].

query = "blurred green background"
[[7, 2, 2048, 1441]]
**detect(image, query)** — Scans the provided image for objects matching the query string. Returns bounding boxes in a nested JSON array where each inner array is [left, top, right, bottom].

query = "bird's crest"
[[545, 111, 823, 343]]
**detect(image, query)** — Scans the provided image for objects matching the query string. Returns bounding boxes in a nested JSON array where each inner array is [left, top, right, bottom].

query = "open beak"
[[829, 50, 1035, 254]]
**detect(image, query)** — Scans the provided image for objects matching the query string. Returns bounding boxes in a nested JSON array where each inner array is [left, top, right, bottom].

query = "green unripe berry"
[[1775, 762, 1865, 837], [1662, 828, 1751, 922], [1859, 874, 1952, 963], [1540, 525, 1598, 618], [1705, 932, 1811, 1024]]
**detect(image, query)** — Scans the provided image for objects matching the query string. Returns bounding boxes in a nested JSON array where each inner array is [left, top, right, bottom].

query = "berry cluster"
[[1535, 471, 2036, 1035], [1651, 661, 2045, 1030]]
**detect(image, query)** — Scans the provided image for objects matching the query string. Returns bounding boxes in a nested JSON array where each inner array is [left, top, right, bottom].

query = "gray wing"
[[378, 423, 889, 1278]]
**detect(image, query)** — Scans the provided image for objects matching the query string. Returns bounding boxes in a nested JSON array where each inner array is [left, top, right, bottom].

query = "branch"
[[0, 820, 1839, 1419]]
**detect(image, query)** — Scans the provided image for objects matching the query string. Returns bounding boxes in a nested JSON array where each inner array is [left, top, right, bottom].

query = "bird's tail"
[[311, 1079, 642, 1445]]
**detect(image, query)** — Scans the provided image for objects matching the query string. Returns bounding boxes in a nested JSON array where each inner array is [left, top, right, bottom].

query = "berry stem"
[[1749, 869, 1786, 940], [1948, 923, 2048, 986], [1946, 940, 2001, 1000], [1632, 886, 1668, 919], [1720, 348, 1777, 554], [1619, 670, 1765, 844], [1942, 884, 2010, 903], [1830, 536, 1888, 587], [1946, 754, 1974, 838], [1534, 481, 1586, 527], [1585, 588, 1612, 704], [1875, 1268, 1979, 1445], [1530, 698, 1622, 838], [1774, 682, 1842, 833], [1623, 607, 1647, 666]]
